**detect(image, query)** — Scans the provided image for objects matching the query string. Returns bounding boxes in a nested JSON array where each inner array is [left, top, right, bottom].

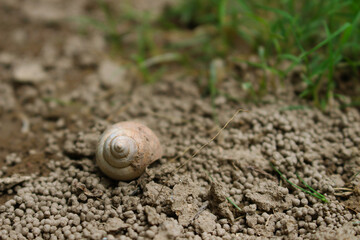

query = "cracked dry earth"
[[1, 1, 360, 240]]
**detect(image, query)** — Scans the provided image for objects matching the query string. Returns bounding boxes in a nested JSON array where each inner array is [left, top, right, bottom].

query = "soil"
[[1, 1, 360, 240]]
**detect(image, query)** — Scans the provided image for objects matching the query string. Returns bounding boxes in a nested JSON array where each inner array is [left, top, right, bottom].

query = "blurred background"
[[1, 0, 359, 110]]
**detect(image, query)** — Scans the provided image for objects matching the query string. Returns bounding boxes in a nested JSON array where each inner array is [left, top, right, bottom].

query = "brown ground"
[[0, 0, 360, 240]]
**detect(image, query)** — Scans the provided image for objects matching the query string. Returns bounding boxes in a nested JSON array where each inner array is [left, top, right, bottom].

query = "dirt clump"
[[245, 179, 293, 212], [171, 179, 201, 226], [208, 181, 235, 223], [344, 183, 360, 213]]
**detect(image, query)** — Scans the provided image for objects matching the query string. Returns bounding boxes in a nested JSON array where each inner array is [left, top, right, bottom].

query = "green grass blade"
[[270, 162, 328, 203], [278, 54, 300, 62], [255, 4, 295, 24], [285, 22, 352, 74], [298, 22, 351, 60], [226, 197, 242, 212], [296, 173, 328, 202], [218, 0, 227, 29], [280, 105, 310, 111]]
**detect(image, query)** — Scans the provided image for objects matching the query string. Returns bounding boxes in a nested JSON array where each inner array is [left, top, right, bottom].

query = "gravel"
[[0, 0, 360, 239]]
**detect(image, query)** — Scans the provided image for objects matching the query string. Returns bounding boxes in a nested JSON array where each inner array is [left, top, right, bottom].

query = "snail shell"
[[96, 121, 162, 181]]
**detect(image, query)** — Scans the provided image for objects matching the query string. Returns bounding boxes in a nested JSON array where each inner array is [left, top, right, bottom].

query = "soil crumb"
[[0, 0, 360, 239]]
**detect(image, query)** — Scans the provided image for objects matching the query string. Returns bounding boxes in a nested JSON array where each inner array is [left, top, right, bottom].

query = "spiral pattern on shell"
[[96, 121, 162, 181], [102, 133, 137, 168]]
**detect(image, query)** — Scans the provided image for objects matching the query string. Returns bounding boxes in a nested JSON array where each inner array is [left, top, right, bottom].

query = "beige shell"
[[96, 121, 162, 181]]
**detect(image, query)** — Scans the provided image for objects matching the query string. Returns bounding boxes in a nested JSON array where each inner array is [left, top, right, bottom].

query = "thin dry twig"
[[334, 187, 353, 197], [191, 201, 209, 222], [344, 205, 359, 214], [334, 187, 353, 191], [265, 215, 272, 226], [154, 108, 246, 202], [246, 165, 277, 181], [176, 108, 245, 171]]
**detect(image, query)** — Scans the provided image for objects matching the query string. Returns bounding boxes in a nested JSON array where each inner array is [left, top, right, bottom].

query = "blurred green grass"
[[77, 0, 360, 108]]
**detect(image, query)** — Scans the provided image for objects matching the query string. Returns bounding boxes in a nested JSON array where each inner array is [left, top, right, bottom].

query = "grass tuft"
[[76, 0, 360, 107], [161, 0, 360, 107]]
